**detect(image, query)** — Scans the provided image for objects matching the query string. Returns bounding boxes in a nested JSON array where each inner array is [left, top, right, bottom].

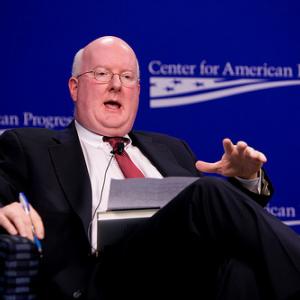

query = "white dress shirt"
[[75, 121, 162, 251]]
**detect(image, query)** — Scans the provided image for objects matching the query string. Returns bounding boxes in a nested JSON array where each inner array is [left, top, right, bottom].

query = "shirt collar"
[[74, 120, 132, 148]]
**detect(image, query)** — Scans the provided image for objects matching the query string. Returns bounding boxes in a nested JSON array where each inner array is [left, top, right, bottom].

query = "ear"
[[137, 81, 141, 95], [68, 77, 78, 102]]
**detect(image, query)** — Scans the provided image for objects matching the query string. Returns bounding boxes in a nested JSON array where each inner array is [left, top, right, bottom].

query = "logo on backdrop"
[[0, 112, 72, 131], [265, 204, 300, 227], [148, 60, 300, 108]]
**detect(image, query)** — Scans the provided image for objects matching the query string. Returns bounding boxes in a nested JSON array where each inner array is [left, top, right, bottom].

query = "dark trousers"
[[88, 177, 300, 300]]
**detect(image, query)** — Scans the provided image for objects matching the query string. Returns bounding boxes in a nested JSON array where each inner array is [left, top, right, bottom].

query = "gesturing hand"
[[195, 138, 267, 179]]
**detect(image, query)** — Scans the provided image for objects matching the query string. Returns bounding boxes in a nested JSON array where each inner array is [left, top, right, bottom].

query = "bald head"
[[72, 36, 140, 78], [68, 35, 141, 137]]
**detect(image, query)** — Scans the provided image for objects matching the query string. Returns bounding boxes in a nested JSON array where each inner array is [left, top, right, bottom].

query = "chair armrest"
[[0, 234, 40, 299]]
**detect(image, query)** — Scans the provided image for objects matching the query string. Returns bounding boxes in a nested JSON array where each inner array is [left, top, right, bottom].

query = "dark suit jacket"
[[0, 122, 272, 298]]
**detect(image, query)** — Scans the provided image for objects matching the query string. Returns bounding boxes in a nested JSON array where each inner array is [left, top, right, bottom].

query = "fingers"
[[244, 146, 267, 163], [237, 142, 267, 164], [0, 212, 18, 235], [236, 140, 248, 152], [0, 202, 30, 238], [226, 138, 267, 163], [223, 138, 248, 155], [223, 138, 234, 155], [0, 202, 44, 241]]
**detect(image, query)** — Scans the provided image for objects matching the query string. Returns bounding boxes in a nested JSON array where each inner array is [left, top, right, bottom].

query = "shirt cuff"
[[235, 170, 262, 194]]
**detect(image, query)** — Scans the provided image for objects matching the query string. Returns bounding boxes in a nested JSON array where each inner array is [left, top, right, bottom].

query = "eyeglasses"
[[76, 67, 139, 88]]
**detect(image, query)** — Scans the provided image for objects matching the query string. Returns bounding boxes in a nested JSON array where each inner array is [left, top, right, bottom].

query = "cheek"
[[78, 82, 103, 102], [131, 101, 139, 117], [128, 91, 140, 114], [77, 89, 101, 110]]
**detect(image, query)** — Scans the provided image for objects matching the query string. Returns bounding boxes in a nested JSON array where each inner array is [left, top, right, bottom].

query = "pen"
[[19, 192, 43, 254]]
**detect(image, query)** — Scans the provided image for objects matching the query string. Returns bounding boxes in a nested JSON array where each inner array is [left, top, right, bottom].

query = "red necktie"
[[103, 137, 144, 178]]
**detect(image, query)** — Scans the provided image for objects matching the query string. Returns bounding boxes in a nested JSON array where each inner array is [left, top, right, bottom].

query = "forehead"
[[82, 41, 137, 71]]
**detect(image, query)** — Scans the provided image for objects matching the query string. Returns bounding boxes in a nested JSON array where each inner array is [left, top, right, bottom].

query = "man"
[[0, 36, 299, 300]]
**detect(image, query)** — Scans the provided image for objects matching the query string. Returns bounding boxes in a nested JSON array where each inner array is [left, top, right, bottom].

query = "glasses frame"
[[76, 68, 139, 88]]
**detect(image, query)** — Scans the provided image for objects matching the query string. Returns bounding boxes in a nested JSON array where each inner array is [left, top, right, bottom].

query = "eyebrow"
[[92, 65, 136, 73]]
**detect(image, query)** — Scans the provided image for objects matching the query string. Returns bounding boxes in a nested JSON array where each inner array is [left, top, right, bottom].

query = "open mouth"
[[104, 100, 122, 110]]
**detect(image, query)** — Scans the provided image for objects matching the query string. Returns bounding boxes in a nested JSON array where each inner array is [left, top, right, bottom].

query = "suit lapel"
[[48, 124, 92, 235], [47, 126, 194, 235], [130, 132, 195, 177]]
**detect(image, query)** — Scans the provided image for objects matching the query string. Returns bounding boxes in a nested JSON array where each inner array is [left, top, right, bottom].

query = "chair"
[[0, 234, 40, 300]]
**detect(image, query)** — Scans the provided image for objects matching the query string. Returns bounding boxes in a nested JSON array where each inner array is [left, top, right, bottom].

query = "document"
[[97, 176, 199, 250]]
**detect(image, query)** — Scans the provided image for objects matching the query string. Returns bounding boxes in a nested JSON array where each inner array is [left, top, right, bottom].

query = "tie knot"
[[103, 136, 144, 178], [103, 136, 129, 153]]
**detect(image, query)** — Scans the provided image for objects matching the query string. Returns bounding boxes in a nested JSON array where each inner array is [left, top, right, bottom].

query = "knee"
[[187, 176, 243, 207], [192, 176, 231, 194]]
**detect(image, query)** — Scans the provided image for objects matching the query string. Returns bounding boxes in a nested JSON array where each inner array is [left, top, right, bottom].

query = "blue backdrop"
[[1, 0, 300, 232]]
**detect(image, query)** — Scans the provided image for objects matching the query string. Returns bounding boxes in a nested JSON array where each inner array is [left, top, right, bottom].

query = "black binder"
[[0, 234, 40, 300], [97, 208, 158, 251]]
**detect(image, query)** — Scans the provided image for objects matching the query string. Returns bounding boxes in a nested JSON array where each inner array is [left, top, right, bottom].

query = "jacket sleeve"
[[0, 130, 29, 205], [228, 168, 274, 207]]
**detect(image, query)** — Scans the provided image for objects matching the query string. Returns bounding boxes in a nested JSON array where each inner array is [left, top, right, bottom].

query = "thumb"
[[195, 160, 219, 173]]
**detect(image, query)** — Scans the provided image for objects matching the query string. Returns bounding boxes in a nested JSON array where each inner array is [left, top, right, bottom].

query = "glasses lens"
[[94, 69, 112, 82], [93, 68, 138, 87], [120, 72, 137, 87]]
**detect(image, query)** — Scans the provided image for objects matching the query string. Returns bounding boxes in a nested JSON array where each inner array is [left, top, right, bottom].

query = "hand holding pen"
[[0, 193, 44, 251], [19, 192, 43, 254]]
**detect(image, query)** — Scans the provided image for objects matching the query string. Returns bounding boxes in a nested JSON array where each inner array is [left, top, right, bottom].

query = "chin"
[[104, 121, 133, 135], [94, 125, 130, 137]]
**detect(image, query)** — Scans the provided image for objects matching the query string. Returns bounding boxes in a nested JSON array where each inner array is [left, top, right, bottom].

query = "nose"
[[109, 73, 122, 91]]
